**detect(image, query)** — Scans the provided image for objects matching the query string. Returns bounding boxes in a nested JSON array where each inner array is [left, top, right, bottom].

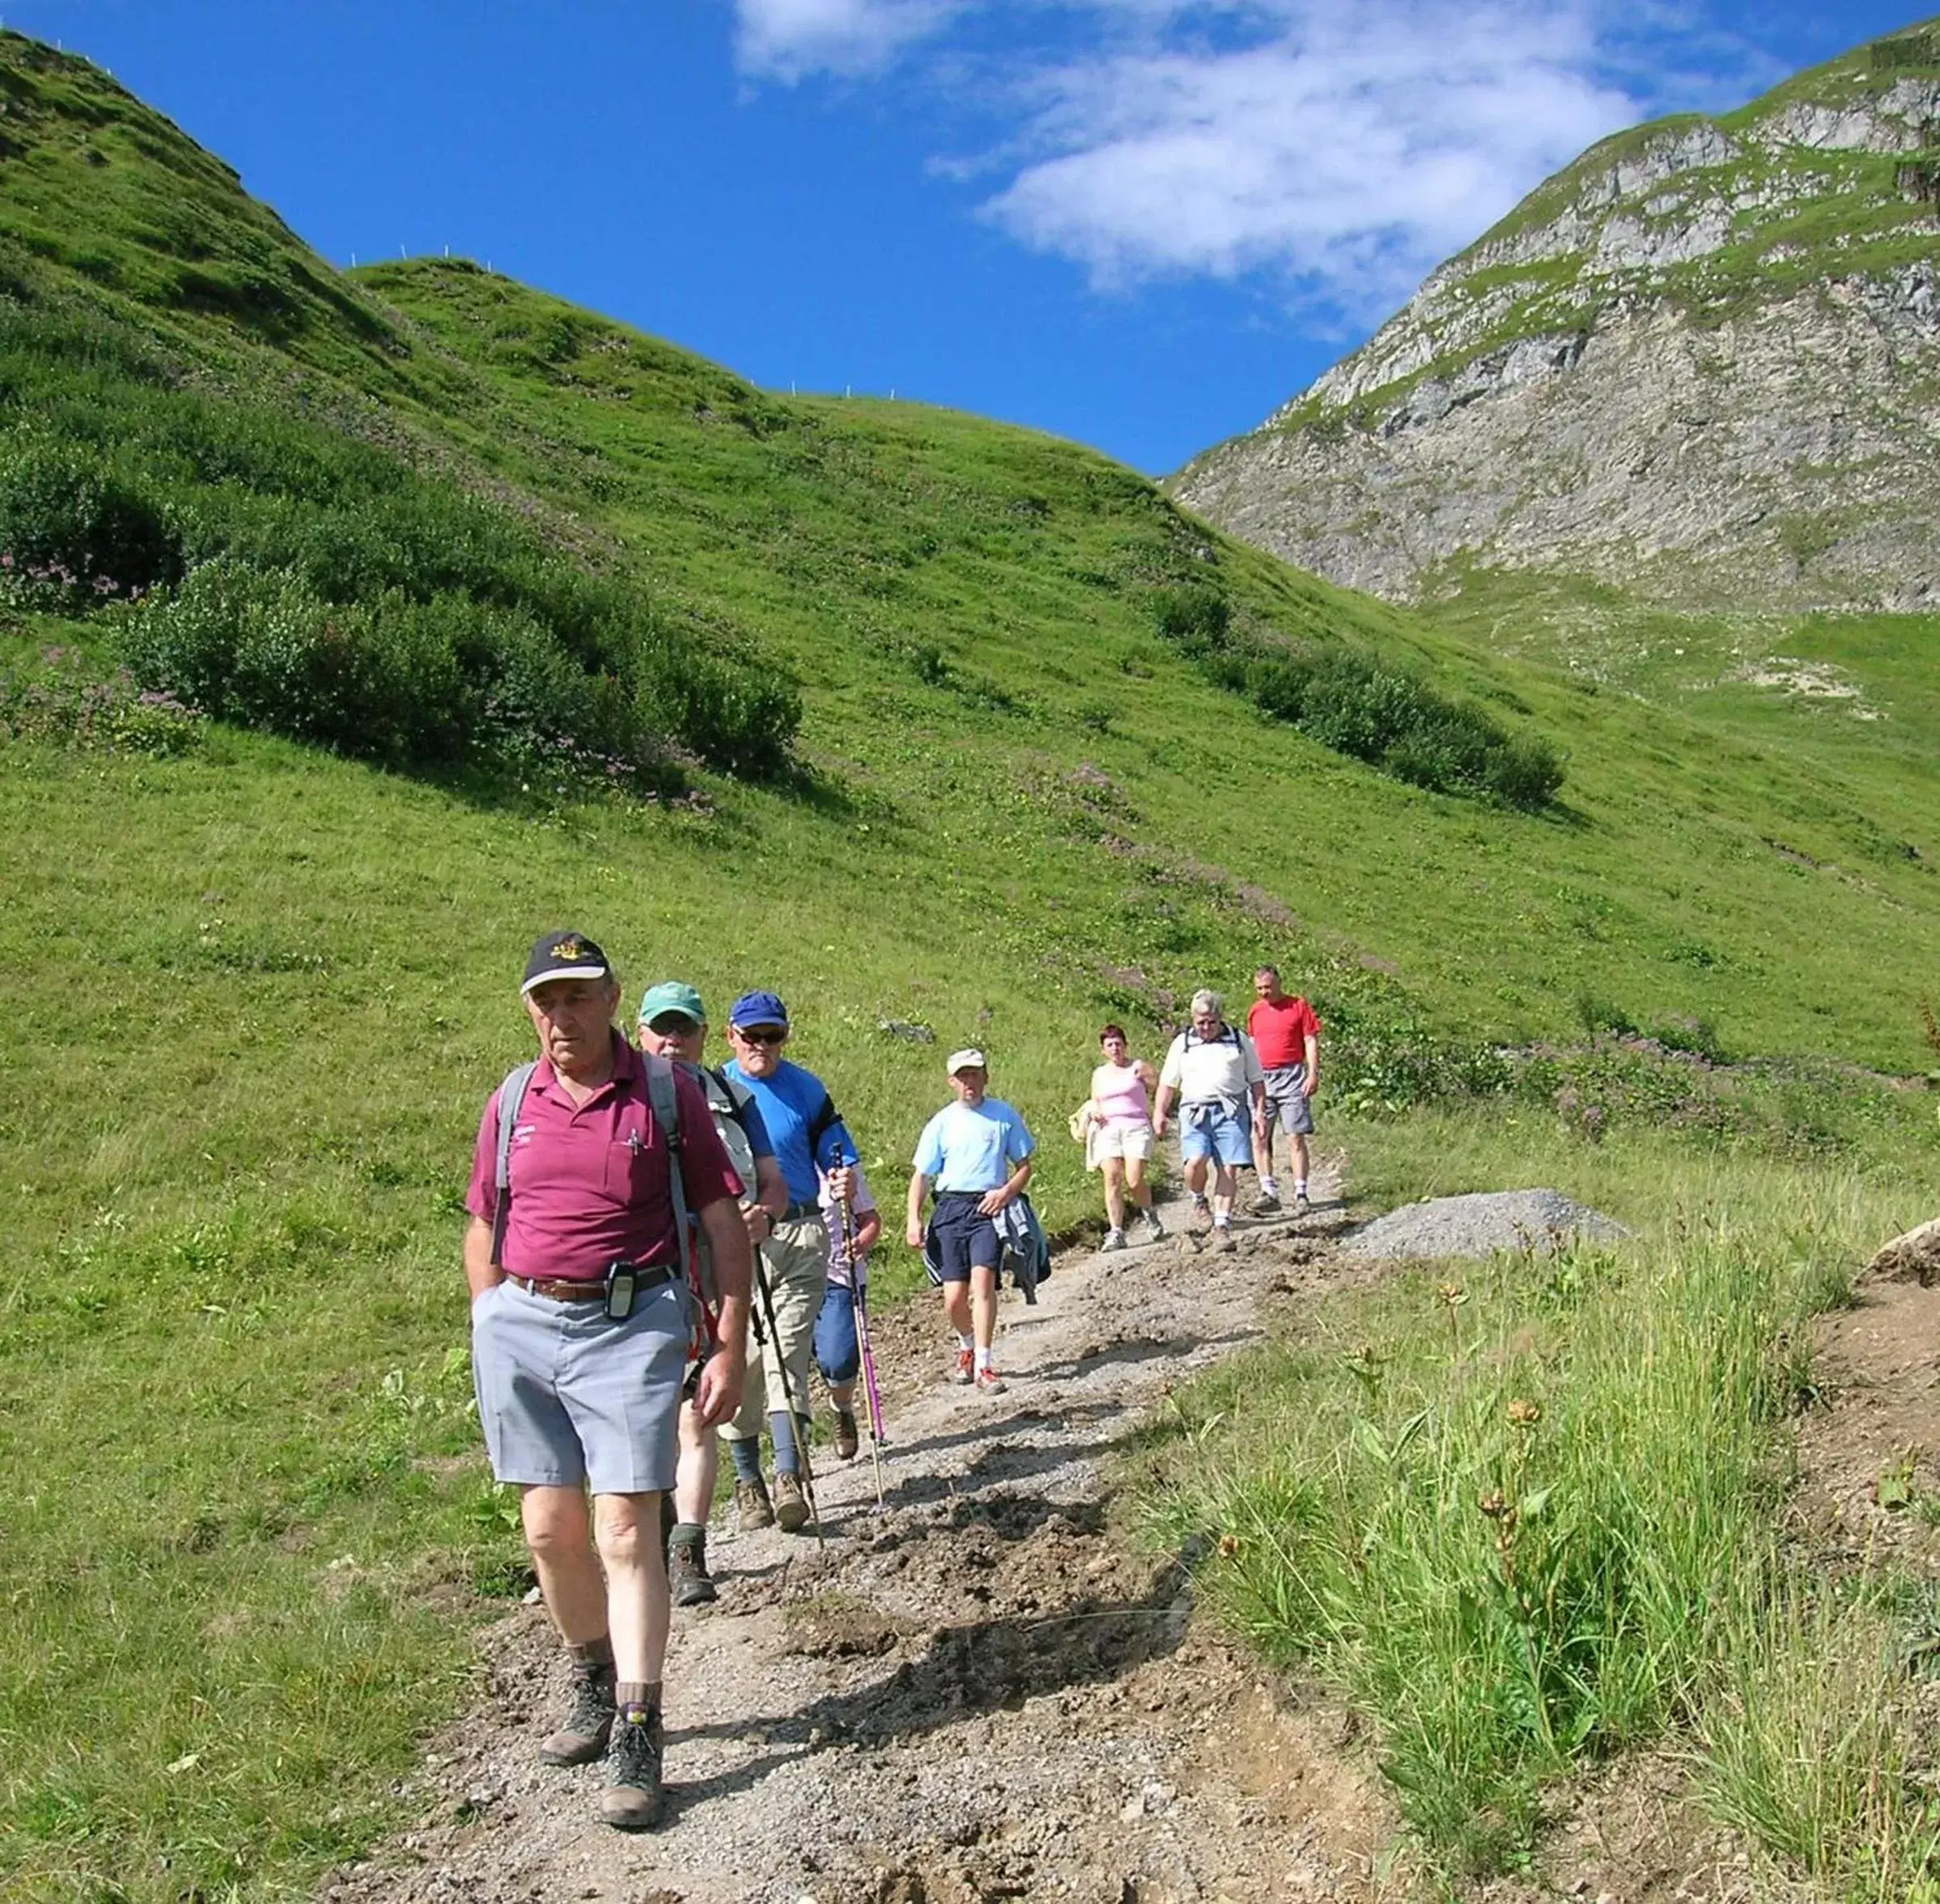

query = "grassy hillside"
[[3, 28, 1940, 1902]]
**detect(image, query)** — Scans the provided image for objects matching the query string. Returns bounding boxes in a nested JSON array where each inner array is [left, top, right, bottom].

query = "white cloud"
[[733, 0, 1773, 313], [732, 0, 960, 80]]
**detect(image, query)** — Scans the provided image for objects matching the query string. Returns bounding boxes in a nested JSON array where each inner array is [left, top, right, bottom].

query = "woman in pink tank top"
[[1087, 1025, 1165, 1249]]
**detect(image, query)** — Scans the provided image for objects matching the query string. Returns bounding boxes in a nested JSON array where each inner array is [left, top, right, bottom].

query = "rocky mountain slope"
[[1170, 22, 1940, 610]]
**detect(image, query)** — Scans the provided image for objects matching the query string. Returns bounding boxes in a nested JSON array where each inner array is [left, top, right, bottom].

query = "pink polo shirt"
[[466, 1036, 743, 1282]]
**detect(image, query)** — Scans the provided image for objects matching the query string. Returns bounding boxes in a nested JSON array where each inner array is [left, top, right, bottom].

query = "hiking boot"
[[974, 1366, 1008, 1395], [1250, 1193, 1282, 1216], [834, 1408, 859, 1462], [1212, 1226, 1237, 1255], [953, 1346, 975, 1386], [735, 1475, 774, 1532], [1191, 1198, 1213, 1232], [600, 1704, 665, 1832], [1141, 1210, 1166, 1241], [667, 1535, 718, 1608], [1100, 1227, 1127, 1252], [773, 1469, 810, 1534], [1294, 1191, 1312, 1216], [538, 1663, 616, 1766]]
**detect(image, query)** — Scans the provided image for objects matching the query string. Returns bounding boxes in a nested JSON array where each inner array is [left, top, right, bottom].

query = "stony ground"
[[328, 1166, 1405, 1904], [324, 1178, 1934, 1904]]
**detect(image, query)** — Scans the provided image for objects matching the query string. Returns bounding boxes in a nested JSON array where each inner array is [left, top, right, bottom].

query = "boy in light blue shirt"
[[905, 1048, 1035, 1395]]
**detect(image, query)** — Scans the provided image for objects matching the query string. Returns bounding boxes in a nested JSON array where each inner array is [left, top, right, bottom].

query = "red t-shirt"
[[1246, 995, 1321, 1071], [466, 1036, 743, 1282]]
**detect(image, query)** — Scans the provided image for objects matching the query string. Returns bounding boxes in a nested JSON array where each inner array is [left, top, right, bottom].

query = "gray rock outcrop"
[[1170, 28, 1940, 610]]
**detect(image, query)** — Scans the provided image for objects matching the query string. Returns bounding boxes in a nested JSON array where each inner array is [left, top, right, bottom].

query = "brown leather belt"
[[506, 1266, 677, 1303]]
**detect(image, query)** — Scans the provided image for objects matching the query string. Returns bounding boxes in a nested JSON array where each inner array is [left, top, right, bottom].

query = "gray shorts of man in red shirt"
[[462, 931, 753, 1832]]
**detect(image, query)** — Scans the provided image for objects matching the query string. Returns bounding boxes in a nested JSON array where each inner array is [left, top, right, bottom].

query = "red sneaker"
[[953, 1347, 975, 1386], [974, 1366, 1008, 1395]]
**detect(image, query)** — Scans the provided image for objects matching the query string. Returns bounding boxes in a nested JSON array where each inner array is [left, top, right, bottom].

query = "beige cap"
[[947, 1047, 988, 1074]]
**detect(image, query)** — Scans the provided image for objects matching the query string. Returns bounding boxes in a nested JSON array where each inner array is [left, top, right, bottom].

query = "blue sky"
[[3, 1, 1931, 472]]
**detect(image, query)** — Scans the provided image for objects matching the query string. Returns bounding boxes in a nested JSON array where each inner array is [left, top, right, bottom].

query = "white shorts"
[[1093, 1121, 1154, 1163]]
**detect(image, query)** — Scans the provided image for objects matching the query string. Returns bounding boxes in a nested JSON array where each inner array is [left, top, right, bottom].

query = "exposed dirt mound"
[[1340, 1187, 1629, 1262]]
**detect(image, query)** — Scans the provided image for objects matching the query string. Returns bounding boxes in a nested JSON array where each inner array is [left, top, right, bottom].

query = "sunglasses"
[[646, 1015, 702, 1036], [734, 1026, 787, 1045]]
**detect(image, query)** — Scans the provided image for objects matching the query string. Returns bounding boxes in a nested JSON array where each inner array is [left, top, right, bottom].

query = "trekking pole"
[[833, 1148, 887, 1507], [748, 1243, 824, 1548]]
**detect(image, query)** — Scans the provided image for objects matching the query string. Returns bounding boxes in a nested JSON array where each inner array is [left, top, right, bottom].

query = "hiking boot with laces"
[[735, 1474, 774, 1532], [1100, 1227, 1127, 1252], [667, 1535, 718, 1608], [773, 1469, 810, 1533], [1250, 1193, 1282, 1216], [1212, 1226, 1237, 1256], [1191, 1197, 1213, 1231], [1294, 1191, 1312, 1216], [600, 1703, 665, 1832], [974, 1366, 1007, 1395], [953, 1346, 975, 1386], [538, 1662, 616, 1766], [1141, 1210, 1166, 1241], [833, 1409, 859, 1462]]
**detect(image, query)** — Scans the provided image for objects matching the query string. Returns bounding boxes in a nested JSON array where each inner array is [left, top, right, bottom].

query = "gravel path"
[[326, 1166, 1397, 1904]]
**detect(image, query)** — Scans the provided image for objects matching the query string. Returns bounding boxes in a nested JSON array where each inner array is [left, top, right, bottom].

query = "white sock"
[[1191, 1192, 1210, 1208], [974, 1347, 993, 1373], [1261, 1176, 1279, 1197], [956, 1331, 975, 1351], [1214, 1214, 1231, 1231], [1295, 1180, 1309, 1197]]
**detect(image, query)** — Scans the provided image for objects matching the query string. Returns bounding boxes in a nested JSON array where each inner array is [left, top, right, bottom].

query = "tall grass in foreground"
[[1145, 1176, 1875, 1874]]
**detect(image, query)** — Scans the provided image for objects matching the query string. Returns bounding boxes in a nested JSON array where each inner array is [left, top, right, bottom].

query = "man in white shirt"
[[1152, 989, 1265, 1254]]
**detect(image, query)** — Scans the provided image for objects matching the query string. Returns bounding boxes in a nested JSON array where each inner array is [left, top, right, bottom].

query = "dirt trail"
[[329, 1167, 1398, 1904]]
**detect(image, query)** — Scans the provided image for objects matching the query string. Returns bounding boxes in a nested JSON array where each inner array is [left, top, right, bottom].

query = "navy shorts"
[[814, 1281, 860, 1383], [930, 1190, 1002, 1283]]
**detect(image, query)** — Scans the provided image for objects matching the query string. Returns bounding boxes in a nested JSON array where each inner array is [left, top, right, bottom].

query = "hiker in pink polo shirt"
[[464, 931, 751, 1833]]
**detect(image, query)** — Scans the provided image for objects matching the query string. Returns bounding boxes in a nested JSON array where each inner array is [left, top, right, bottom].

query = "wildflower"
[[1437, 1281, 1466, 1308], [1507, 1399, 1541, 1429], [1478, 1489, 1510, 1521], [1217, 1534, 1241, 1560]]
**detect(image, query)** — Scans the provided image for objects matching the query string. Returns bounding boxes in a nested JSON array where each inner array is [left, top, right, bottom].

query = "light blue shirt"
[[912, 1097, 1035, 1194]]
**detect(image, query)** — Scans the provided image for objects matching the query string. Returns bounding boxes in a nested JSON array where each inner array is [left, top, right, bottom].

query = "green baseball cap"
[[638, 981, 706, 1026]]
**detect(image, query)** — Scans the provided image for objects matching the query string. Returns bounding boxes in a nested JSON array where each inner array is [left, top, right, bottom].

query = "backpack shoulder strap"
[[806, 1088, 841, 1149], [706, 1062, 755, 1129], [489, 1061, 540, 1270], [644, 1053, 691, 1262]]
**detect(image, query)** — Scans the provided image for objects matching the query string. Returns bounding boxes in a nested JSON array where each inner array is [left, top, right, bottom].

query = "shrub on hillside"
[[0, 437, 183, 606], [1153, 586, 1564, 811]]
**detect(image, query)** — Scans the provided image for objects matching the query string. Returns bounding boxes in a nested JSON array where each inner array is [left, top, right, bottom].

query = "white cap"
[[947, 1046, 988, 1074]]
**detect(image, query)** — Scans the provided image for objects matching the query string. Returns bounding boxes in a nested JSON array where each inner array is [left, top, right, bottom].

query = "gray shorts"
[[1262, 1064, 1315, 1136], [470, 1275, 690, 1494]]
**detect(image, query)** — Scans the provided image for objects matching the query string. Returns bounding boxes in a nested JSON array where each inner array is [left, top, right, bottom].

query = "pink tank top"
[[1091, 1061, 1151, 1129]]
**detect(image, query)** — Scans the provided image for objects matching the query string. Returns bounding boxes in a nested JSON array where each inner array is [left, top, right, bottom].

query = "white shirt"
[[1158, 1025, 1263, 1107]]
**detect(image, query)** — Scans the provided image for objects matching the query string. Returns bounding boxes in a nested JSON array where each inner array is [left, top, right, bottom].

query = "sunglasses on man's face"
[[647, 1015, 702, 1037], [736, 1026, 787, 1045]]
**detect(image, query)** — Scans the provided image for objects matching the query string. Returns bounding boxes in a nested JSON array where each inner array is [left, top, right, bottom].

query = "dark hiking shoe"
[[538, 1663, 615, 1766], [600, 1705, 665, 1831], [773, 1469, 810, 1533], [834, 1409, 859, 1462], [1141, 1210, 1166, 1241], [1250, 1193, 1282, 1216], [735, 1475, 775, 1532], [668, 1535, 718, 1608]]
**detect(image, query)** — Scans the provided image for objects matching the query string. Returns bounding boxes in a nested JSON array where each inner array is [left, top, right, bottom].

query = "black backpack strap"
[[806, 1090, 841, 1150], [489, 1061, 539, 1270], [644, 1053, 691, 1273]]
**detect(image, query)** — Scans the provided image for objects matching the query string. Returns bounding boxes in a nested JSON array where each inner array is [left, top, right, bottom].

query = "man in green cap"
[[637, 982, 788, 1605]]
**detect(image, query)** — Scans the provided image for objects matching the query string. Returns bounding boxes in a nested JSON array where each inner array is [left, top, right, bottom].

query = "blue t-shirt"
[[723, 1056, 854, 1206], [912, 1097, 1035, 1194]]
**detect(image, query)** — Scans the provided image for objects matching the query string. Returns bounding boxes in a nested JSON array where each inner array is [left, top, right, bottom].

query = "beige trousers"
[[719, 1213, 827, 1439]]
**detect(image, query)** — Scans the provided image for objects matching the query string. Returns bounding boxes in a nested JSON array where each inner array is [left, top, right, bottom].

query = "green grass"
[[1135, 1117, 1936, 1882]]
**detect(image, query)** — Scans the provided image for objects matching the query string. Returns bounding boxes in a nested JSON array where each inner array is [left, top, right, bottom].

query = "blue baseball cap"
[[728, 989, 790, 1031]]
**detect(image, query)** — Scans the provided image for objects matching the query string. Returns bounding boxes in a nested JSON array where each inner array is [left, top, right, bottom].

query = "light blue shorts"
[[1180, 1103, 1253, 1167], [470, 1275, 690, 1494]]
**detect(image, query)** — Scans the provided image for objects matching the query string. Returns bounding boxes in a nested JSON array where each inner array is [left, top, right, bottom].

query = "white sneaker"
[[1101, 1227, 1128, 1252]]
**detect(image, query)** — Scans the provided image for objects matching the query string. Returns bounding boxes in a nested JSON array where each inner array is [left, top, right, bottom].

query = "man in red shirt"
[[1246, 964, 1321, 1215], [465, 931, 751, 1831]]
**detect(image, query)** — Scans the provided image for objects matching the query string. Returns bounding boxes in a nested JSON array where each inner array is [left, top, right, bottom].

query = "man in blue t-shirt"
[[905, 1048, 1035, 1395], [719, 990, 858, 1533]]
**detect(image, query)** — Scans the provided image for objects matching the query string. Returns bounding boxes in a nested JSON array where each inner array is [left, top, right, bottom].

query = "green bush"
[[0, 436, 183, 602], [1157, 589, 1564, 810]]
